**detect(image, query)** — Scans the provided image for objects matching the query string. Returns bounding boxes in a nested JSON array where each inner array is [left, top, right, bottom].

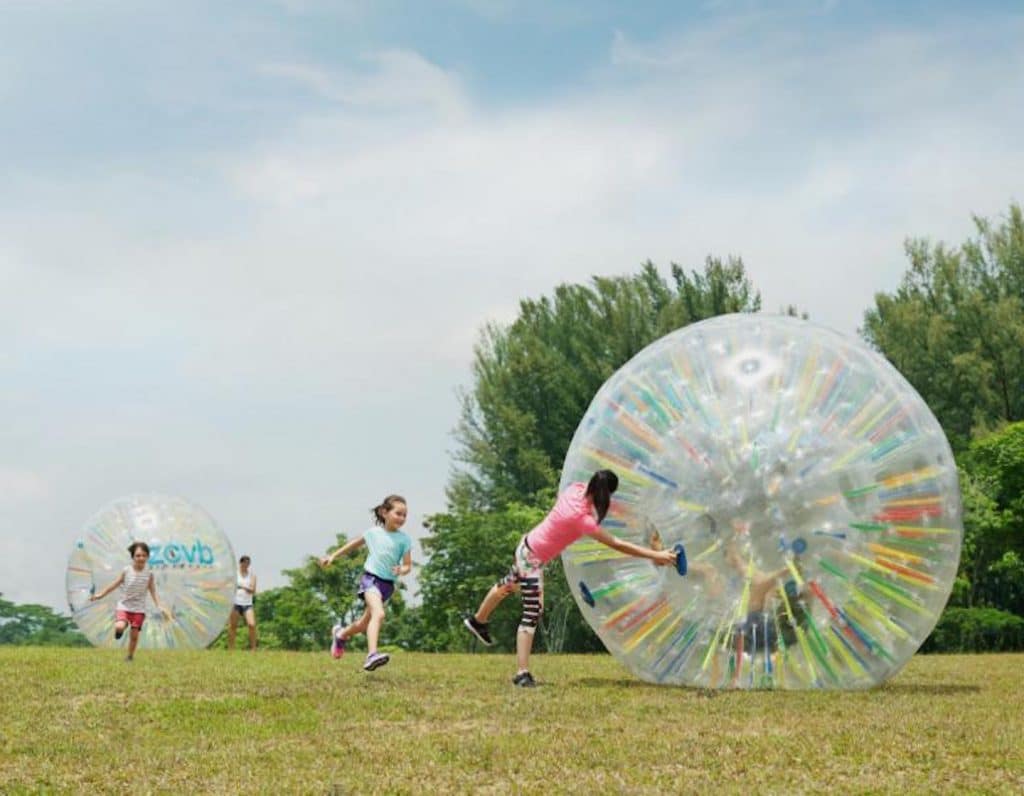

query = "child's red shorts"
[[116, 610, 146, 629]]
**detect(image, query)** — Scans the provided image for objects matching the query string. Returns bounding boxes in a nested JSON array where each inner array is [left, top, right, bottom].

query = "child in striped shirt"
[[90, 541, 170, 661]]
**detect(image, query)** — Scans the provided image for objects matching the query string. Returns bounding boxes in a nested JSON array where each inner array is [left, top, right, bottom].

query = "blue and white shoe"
[[363, 651, 390, 671]]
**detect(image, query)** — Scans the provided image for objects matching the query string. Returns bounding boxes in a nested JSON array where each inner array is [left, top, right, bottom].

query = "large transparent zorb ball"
[[66, 494, 236, 649], [561, 314, 962, 689]]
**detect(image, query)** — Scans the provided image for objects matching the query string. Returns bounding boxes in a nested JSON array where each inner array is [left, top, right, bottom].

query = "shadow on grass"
[[571, 678, 981, 696], [569, 678, 722, 697], [569, 677, 662, 690], [879, 683, 981, 695]]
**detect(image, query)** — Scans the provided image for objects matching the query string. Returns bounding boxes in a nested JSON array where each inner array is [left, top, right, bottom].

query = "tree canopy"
[[450, 257, 761, 511], [863, 204, 1024, 450], [0, 594, 89, 647], [956, 422, 1024, 617]]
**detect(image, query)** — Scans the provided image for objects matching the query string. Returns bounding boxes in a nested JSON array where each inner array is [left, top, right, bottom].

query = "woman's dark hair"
[[585, 470, 619, 524], [127, 541, 151, 557], [371, 494, 407, 526], [239, 555, 251, 564]]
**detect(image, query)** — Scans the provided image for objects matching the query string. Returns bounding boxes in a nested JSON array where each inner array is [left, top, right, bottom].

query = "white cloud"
[[261, 50, 469, 117]]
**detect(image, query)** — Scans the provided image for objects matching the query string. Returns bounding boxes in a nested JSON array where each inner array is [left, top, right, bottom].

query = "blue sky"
[[2, 0, 1022, 612]]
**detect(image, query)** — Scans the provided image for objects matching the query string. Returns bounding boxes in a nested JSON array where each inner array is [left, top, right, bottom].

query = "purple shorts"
[[357, 571, 395, 603]]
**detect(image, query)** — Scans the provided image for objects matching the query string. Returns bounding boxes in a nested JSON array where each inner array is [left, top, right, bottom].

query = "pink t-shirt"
[[525, 482, 601, 563]]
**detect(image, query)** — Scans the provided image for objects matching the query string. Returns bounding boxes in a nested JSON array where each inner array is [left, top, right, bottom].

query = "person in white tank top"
[[90, 541, 170, 661], [227, 555, 258, 651]]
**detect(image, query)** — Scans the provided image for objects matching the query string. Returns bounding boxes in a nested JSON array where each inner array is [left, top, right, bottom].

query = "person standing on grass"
[[227, 554, 258, 651], [319, 494, 413, 672], [463, 469, 678, 687], [89, 541, 170, 662]]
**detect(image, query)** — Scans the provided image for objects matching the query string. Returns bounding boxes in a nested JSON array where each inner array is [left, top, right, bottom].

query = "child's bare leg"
[[227, 610, 239, 649], [127, 627, 140, 659], [114, 619, 128, 639], [339, 607, 370, 641], [475, 582, 518, 623], [245, 608, 257, 650], [516, 629, 536, 673], [363, 591, 386, 655]]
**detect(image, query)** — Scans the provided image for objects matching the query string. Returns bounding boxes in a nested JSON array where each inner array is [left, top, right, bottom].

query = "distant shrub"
[[921, 606, 1024, 653]]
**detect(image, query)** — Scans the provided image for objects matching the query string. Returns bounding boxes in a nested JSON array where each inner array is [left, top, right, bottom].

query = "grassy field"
[[1, 648, 1021, 794]]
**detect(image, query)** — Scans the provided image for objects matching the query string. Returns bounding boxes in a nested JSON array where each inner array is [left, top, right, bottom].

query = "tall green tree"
[[422, 258, 762, 653], [450, 257, 761, 511], [863, 203, 1024, 450]]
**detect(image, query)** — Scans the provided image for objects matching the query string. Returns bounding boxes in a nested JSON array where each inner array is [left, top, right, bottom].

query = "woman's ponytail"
[[585, 469, 619, 523]]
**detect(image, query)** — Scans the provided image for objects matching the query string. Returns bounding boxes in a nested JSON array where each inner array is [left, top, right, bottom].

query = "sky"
[[2, 0, 1022, 613]]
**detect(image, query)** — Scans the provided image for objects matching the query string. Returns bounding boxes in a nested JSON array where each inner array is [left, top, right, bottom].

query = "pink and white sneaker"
[[330, 625, 346, 659]]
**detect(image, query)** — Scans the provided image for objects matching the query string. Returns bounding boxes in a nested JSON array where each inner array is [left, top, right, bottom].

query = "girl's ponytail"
[[585, 469, 619, 523], [371, 494, 406, 526]]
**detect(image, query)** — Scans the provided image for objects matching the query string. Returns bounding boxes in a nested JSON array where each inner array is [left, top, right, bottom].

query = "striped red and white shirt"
[[116, 566, 152, 613]]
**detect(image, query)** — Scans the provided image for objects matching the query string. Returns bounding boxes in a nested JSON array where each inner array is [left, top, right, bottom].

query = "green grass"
[[1, 649, 1022, 793]]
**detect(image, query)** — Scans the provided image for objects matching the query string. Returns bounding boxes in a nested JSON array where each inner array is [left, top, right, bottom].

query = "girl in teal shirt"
[[320, 494, 413, 671]]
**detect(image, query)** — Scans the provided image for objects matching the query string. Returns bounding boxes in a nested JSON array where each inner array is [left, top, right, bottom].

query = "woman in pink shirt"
[[463, 469, 677, 687]]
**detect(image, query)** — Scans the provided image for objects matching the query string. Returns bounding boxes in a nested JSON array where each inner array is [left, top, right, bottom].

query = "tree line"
[[3, 204, 1021, 652]]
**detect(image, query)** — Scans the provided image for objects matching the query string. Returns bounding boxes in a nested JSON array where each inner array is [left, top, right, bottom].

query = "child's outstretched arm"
[[391, 550, 413, 578], [89, 571, 125, 602], [318, 536, 365, 568], [591, 527, 677, 566], [766, 565, 791, 583], [148, 575, 172, 618], [724, 537, 752, 577]]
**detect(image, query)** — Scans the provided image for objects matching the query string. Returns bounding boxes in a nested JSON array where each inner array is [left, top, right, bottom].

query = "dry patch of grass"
[[1, 648, 1021, 793]]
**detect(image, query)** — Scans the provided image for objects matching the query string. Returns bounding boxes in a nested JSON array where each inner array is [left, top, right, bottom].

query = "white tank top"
[[235, 570, 255, 607], [116, 566, 151, 613]]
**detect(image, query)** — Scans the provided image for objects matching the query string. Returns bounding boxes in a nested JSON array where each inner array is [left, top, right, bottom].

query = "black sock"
[[115, 628, 124, 640]]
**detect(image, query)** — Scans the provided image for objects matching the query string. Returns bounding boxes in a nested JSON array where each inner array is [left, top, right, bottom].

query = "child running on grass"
[[89, 541, 170, 661], [463, 469, 678, 687], [319, 494, 413, 671]]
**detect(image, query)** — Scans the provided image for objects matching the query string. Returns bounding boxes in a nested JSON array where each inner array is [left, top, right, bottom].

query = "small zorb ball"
[[560, 314, 962, 689], [66, 494, 236, 649]]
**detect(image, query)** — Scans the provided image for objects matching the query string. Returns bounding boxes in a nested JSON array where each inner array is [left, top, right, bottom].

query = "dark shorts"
[[233, 604, 253, 616], [357, 571, 396, 603], [738, 610, 778, 653]]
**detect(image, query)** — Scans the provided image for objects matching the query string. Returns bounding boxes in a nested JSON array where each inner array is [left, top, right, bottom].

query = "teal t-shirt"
[[362, 526, 412, 581]]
